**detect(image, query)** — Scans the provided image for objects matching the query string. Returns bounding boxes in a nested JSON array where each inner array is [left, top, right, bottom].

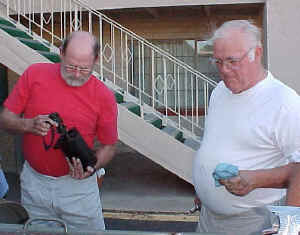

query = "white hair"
[[211, 20, 262, 49]]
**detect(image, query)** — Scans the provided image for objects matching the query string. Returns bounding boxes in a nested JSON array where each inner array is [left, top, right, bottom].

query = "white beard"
[[60, 66, 91, 87]]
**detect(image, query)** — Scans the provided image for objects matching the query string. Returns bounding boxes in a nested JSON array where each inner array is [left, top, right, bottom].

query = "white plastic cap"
[[96, 168, 105, 177]]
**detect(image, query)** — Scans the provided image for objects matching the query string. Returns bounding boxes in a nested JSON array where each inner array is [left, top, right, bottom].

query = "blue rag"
[[0, 169, 8, 198], [212, 163, 239, 187]]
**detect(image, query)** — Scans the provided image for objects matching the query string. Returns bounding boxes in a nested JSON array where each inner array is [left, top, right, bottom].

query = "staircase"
[[0, 0, 217, 184]]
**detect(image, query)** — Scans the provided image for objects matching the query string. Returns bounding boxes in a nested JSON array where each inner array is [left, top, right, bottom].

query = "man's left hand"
[[219, 171, 255, 196], [67, 157, 95, 179]]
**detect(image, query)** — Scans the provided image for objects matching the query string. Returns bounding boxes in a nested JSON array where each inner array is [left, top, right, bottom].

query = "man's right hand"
[[0, 108, 56, 135], [219, 171, 256, 196], [28, 115, 57, 136]]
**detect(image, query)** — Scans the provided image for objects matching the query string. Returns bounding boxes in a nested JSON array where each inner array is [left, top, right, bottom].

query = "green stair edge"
[[162, 126, 184, 142], [121, 102, 141, 116], [114, 92, 124, 104], [0, 17, 59, 63], [37, 51, 61, 63], [0, 17, 15, 27], [17, 37, 50, 52], [144, 113, 163, 129], [0, 24, 32, 39]]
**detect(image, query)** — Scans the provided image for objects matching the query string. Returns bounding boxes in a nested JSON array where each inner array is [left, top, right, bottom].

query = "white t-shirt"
[[193, 72, 300, 215]]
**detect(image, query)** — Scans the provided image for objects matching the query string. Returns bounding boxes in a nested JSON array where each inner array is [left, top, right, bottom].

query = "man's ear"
[[94, 55, 99, 63], [254, 46, 263, 62], [59, 47, 64, 61]]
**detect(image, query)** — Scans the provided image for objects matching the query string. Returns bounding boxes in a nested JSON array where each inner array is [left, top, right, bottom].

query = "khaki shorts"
[[21, 161, 105, 230], [197, 198, 285, 235]]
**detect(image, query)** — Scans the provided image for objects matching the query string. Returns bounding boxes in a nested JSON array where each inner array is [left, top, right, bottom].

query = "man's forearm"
[[94, 144, 116, 170], [286, 163, 300, 206], [247, 163, 297, 190], [0, 108, 28, 134]]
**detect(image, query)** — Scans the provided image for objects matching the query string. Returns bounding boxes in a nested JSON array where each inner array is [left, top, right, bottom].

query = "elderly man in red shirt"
[[0, 31, 118, 230]]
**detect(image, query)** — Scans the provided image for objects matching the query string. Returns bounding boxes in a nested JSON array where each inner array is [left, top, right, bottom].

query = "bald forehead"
[[71, 31, 94, 43], [65, 32, 95, 57]]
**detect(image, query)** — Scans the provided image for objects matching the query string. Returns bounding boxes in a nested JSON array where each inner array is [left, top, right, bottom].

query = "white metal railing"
[[3, 0, 218, 141]]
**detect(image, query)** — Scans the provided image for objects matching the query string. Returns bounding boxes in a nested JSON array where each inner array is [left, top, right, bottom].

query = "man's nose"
[[74, 68, 81, 78]]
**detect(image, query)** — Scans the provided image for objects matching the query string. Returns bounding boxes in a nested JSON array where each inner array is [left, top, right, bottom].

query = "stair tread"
[[0, 17, 16, 27], [114, 91, 124, 104], [17, 37, 50, 52], [162, 126, 180, 134], [144, 113, 162, 129], [144, 113, 159, 121], [37, 51, 61, 63], [184, 138, 201, 151], [121, 101, 138, 108], [0, 24, 32, 39], [121, 101, 141, 116], [162, 125, 183, 141]]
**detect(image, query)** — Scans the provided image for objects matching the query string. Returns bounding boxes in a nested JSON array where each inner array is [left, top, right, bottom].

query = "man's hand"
[[219, 171, 255, 196], [67, 157, 95, 180], [29, 115, 57, 136], [0, 108, 57, 135]]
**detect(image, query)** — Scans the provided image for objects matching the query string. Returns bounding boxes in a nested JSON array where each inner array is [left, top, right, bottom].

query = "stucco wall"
[[266, 0, 300, 93]]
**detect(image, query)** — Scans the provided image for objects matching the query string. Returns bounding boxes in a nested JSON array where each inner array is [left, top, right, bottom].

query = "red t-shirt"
[[4, 63, 118, 176]]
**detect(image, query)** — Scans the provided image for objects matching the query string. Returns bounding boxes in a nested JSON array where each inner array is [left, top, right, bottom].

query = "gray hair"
[[211, 20, 262, 48]]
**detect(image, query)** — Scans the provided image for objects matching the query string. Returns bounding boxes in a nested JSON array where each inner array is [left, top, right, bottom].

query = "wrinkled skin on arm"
[[285, 163, 300, 206], [0, 108, 57, 136], [219, 163, 300, 200]]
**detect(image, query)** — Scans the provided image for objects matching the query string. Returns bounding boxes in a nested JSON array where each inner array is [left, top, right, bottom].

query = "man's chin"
[[64, 78, 88, 87]]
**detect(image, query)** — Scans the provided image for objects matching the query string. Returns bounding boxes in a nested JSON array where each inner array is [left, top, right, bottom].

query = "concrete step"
[[121, 102, 141, 116], [37, 51, 60, 63], [183, 138, 201, 151], [0, 24, 32, 39], [0, 17, 15, 28], [16, 37, 50, 52], [114, 91, 124, 104], [161, 126, 184, 142], [144, 113, 162, 129]]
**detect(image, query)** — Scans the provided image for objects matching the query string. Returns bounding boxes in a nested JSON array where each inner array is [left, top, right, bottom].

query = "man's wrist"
[[241, 170, 258, 191], [21, 118, 30, 133]]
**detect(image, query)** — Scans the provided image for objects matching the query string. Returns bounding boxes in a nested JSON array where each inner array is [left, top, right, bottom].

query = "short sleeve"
[[4, 67, 31, 115], [274, 100, 300, 163]]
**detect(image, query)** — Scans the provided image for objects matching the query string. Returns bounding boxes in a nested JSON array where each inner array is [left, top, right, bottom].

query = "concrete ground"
[[4, 143, 198, 223], [102, 151, 196, 213]]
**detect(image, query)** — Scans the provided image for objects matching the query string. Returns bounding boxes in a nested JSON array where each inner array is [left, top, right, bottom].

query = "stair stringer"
[[118, 104, 196, 185], [0, 28, 51, 75]]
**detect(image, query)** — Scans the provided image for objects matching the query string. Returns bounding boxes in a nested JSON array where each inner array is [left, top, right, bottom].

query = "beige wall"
[[265, 0, 300, 93]]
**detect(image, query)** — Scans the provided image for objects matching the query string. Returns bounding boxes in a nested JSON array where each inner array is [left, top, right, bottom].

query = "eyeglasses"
[[210, 48, 254, 70], [63, 64, 92, 74]]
